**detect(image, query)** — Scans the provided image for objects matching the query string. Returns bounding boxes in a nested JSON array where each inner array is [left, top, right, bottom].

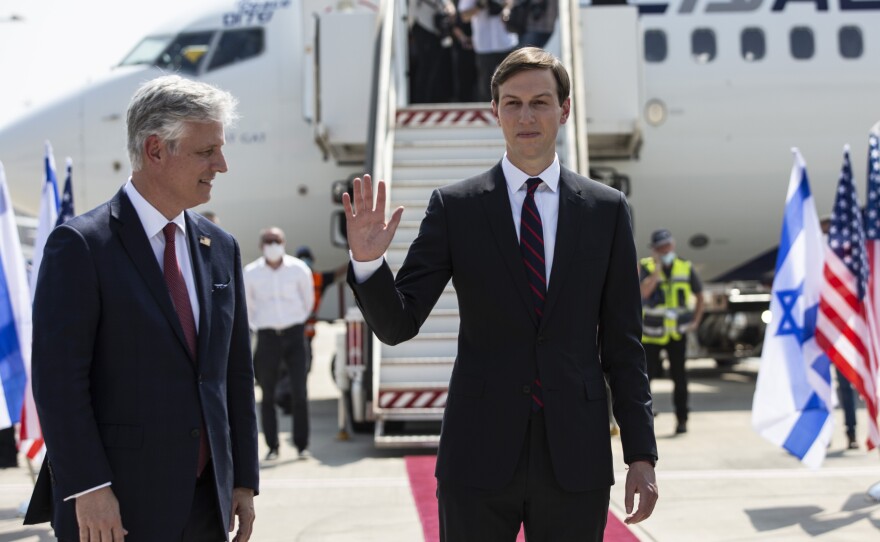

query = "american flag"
[[816, 146, 880, 450], [860, 130, 880, 449]]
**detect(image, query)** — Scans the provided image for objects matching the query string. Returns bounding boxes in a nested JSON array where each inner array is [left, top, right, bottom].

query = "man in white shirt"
[[244, 227, 314, 460]]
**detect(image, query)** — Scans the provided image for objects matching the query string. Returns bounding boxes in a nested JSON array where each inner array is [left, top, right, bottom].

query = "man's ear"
[[560, 97, 571, 125], [144, 134, 163, 165], [491, 100, 500, 126]]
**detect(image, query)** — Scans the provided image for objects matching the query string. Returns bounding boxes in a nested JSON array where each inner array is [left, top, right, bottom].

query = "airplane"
[[0, 0, 374, 318], [0, 0, 878, 354], [616, 0, 880, 282]]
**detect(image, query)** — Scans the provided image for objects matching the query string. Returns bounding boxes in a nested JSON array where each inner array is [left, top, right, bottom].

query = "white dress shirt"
[[352, 154, 562, 285], [66, 180, 202, 501], [243, 255, 314, 330], [458, 0, 518, 53], [124, 180, 200, 330]]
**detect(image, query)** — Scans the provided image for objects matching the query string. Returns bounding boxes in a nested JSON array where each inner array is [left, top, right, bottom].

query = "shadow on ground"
[[745, 495, 880, 537]]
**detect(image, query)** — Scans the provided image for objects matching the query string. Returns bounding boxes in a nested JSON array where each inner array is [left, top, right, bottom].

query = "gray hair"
[[126, 75, 238, 171]]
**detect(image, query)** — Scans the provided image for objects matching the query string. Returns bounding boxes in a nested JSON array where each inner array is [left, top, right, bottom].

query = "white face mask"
[[263, 243, 285, 262], [661, 252, 676, 266]]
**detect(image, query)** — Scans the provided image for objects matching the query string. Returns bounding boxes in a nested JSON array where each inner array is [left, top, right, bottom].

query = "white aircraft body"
[[0, 0, 370, 278], [0, 0, 878, 301], [617, 0, 880, 280]]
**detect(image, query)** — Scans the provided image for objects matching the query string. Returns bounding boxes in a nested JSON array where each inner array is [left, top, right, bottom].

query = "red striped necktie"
[[162, 223, 208, 476], [520, 178, 545, 412]]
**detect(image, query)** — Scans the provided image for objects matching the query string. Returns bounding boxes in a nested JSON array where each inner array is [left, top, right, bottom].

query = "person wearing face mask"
[[639, 228, 704, 434], [243, 227, 314, 460]]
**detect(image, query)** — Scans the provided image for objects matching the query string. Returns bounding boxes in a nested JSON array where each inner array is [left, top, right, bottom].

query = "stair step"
[[382, 336, 458, 358], [374, 433, 441, 448], [381, 356, 456, 365]]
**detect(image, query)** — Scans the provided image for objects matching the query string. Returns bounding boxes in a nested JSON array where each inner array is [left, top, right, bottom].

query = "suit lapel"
[[186, 212, 212, 369], [479, 164, 540, 328], [111, 189, 193, 360], [542, 169, 589, 327]]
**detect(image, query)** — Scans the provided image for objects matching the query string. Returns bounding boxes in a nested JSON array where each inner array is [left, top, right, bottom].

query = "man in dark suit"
[[25, 75, 259, 541], [344, 47, 658, 541]]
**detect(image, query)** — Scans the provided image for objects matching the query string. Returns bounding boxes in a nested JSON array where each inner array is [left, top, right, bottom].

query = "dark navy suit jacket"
[[25, 188, 258, 541], [349, 164, 657, 492]]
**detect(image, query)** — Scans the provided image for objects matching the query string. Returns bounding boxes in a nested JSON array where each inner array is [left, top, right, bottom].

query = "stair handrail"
[[365, 0, 406, 187], [559, 0, 589, 175]]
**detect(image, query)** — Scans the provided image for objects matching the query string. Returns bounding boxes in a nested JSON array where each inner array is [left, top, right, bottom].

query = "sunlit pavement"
[[0, 324, 878, 540]]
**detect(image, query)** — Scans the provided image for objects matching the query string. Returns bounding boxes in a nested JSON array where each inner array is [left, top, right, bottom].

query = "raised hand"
[[342, 174, 404, 262]]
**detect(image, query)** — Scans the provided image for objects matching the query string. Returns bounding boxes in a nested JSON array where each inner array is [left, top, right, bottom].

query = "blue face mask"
[[661, 252, 676, 266]]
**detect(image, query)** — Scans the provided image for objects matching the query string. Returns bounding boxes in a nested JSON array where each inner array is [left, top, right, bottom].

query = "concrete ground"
[[0, 322, 878, 541]]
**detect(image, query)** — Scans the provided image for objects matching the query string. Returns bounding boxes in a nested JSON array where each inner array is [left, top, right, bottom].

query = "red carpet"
[[405, 456, 640, 542]]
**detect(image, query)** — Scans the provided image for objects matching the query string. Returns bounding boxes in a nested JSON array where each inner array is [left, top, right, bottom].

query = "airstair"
[[371, 105, 505, 446]]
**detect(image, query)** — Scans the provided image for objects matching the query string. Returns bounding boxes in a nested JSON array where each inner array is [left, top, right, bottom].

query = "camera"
[[433, 12, 454, 48]]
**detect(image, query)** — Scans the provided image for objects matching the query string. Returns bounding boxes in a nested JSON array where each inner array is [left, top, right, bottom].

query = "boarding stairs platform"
[[371, 104, 506, 447]]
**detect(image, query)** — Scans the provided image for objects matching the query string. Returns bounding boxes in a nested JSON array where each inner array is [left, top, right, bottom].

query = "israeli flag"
[[30, 141, 59, 300], [0, 162, 30, 428], [752, 149, 834, 468]]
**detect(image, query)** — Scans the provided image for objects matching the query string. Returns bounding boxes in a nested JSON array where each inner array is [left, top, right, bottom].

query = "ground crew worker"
[[640, 228, 704, 434]]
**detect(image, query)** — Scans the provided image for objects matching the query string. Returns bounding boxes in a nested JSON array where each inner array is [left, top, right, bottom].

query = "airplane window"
[[644, 30, 667, 63], [119, 36, 174, 67], [740, 28, 765, 62], [208, 28, 265, 71], [838, 26, 863, 59], [691, 29, 716, 64], [156, 31, 215, 75], [790, 27, 814, 60]]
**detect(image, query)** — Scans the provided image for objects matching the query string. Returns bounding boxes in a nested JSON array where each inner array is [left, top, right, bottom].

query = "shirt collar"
[[123, 179, 187, 239], [501, 154, 560, 194]]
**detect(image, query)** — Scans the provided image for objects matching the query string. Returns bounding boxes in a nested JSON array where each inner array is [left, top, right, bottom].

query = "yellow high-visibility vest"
[[641, 257, 695, 345]]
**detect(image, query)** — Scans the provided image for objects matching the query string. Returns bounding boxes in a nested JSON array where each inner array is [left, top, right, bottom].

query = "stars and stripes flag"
[[816, 145, 880, 451], [29, 141, 59, 301], [753, 149, 834, 468], [851, 129, 880, 450], [0, 162, 30, 432]]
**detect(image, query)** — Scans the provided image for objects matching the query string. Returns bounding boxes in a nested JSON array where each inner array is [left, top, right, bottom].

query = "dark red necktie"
[[520, 178, 545, 411], [162, 223, 208, 475]]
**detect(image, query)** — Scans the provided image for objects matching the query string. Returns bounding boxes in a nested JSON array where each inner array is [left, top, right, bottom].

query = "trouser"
[[835, 366, 857, 438], [255, 325, 309, 451], [437, 412, 610, 541], [475, 51, 512, 102], [644, 338, 689, 422], [411, 23, 452, 104]]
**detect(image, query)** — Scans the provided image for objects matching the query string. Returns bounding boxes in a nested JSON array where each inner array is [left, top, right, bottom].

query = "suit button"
[[522, 385, 531, 395], [191, 429, 201, 438], [537, 336, 545, 345]]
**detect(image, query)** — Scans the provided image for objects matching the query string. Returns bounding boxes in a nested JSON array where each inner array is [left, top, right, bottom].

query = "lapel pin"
[[199, 236, 211, 247]]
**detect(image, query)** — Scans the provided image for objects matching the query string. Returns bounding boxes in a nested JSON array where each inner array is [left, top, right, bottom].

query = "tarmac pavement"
[[0, 323, 878, 541]]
